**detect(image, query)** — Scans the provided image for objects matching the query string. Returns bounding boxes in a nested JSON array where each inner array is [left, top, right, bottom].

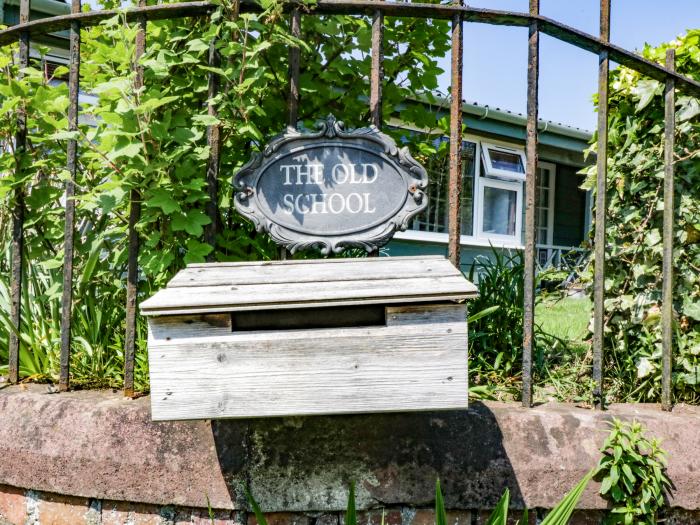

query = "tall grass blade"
[[244, 486, 268, 525], [540, 469, 593, 525], [435, 479, 447, 525], [484, 488, 509, 525], [345, 481, 356, 525]]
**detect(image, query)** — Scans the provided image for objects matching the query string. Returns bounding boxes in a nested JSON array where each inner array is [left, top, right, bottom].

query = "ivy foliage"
[[583, 30, 700, 403], [0, 0, 450, 385]]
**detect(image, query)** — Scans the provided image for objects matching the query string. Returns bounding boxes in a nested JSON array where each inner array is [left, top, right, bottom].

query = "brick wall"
[[3, 486, 700, 525]]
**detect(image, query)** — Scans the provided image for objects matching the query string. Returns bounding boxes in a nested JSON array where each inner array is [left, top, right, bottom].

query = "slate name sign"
[[234, 115, 429, 254]]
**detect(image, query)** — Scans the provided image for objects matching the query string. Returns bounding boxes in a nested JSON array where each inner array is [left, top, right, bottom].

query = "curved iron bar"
[[0, 0, 698, 97]]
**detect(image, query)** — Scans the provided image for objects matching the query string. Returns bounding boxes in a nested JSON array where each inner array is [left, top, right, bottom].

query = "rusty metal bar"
[[58, 0, 82, 391], [8, 0, 31, 384], [288, 7, 301, 128], [204, 37, 221, 257], [521, 0, 539, 408], [124, 1, 146, 398], [278, 6, 301, 261], [592, 0, 610, 411], [2, 2, 699, 99], [369, 9, 383, 129], [662, 48, 676, 411], [446, 0, 463, 268]]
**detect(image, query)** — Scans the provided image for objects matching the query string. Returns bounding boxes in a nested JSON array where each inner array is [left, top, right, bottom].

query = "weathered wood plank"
[[148, 314, 231, 340], [386, 304, 465, 325], [168, 256, 459, 288], [148, 321, 468, 420], [141, 275, 477, 315], [184, 254, 445, 269]]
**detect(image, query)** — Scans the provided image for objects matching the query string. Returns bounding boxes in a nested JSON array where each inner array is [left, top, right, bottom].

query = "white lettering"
[[331, 163, 350, 184], [296, 163, 324, 185], [346, 193, 363, 214], [310, 193, 327, 214], [328, 193, 345, 214], [361, 163, 378, 183], [280, 165, 296, 186], [363, 193, 376, 213], [282, 193, 295, 213], [295, 194, 311, 214]]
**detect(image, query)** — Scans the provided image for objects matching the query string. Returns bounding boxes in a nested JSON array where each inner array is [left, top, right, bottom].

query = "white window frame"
[[481, 141, 527, 181], [475, 176, 523, 243], [536, 161, 556, 247], [398, 134, 525, 249]]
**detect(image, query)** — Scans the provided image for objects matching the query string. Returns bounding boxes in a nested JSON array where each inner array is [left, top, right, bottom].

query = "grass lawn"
[[534, 294, 594, 403], [536, 294, 591, 343]]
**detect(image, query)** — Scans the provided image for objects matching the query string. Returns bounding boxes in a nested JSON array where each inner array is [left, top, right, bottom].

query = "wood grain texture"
[[141, 277, 475, 315], [148, 305, 468, 420], [167, 257, 458, 288], [141, 256, 477, 316]]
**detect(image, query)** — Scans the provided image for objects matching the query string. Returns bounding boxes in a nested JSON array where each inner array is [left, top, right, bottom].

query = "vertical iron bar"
[[592, 0, 610, 410], [369, 9, 383, 129], [522, 0, 539, 408], [288, 7, 301, 129], [59, 0, 82, 391], [279, 6, 301, 261], [204, 37, 221, 258], [662, 48, 675, 411], [446, 0, 463, 268], [8, 0, 30, 384], [124, 0, 146, 398]]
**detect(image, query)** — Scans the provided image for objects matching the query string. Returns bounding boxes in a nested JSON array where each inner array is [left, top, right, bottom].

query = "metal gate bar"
[[1, 0, 696, 410], [662, 48, 676, 411], [58, 0, 82, 391], [8, 0, 30, 385], [446, 0, 463, 268], [592, 0, 610, 410], [123, 0, 147, 398], [521, 0, 539, 408]]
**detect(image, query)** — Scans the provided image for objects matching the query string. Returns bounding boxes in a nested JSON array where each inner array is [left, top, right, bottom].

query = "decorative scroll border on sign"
[[233, 115, 428, 254]]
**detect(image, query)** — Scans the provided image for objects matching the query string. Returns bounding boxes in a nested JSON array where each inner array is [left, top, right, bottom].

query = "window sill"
[[393, 230, 524, 250]]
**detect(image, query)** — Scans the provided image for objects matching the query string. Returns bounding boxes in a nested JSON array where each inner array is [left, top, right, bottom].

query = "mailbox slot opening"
[[231, 304, 386, 332]]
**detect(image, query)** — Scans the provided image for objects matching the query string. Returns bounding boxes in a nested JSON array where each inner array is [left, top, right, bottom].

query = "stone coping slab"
[[0, 384, 698, 511]]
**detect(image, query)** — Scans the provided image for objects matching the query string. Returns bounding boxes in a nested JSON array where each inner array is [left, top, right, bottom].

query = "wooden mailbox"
[[141, 116, 478, 420], [140, 255, 477, 420]]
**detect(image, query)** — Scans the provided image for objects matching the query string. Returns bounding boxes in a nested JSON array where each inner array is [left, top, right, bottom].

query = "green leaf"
[[540, 469, 593, 525], [243, 487, 267, 525], [435, 479, 448, 525], [147, 189, 181, 215], [108, 142, 141, 161], [345, 482, 356, 525], [171, 210, 211, 236], [484, 488, 509, 525], [184, 239, 213, 265]]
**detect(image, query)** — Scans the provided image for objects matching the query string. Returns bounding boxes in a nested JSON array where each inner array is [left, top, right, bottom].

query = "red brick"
[[477, 509, 531, 525], [406, 509, 472, 525], [37, 493, 90, 525], [0, 485, 26, 525], [314, 513, 340, 525], [178, 507, 239, 525], [248, 512, 310, 525], [666, 509, 700, 525], [101, 501, 163, 525], [568, 510, 604, 525], [341, 509, 403, 525]]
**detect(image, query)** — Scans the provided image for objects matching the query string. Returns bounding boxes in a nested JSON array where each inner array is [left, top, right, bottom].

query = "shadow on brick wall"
[[211, 402, 522, 512]]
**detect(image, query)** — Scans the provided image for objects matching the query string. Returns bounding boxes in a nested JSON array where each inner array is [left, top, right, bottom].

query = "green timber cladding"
[[387, 99, 593, 274]]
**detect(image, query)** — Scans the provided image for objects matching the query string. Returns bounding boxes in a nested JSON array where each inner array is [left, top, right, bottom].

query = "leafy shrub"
[[595, 419, 670, 525], [0, 0, 452, 385], [582, 30, 700, 403]]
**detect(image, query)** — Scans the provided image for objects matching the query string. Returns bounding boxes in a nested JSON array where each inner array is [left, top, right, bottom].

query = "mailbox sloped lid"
[[140, 255, 478, 316]]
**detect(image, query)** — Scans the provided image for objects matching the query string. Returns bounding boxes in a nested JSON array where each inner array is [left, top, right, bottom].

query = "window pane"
[[410, 140, 476, 236], [482, 186, 517, 236], [488, 148, 524, 174]]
